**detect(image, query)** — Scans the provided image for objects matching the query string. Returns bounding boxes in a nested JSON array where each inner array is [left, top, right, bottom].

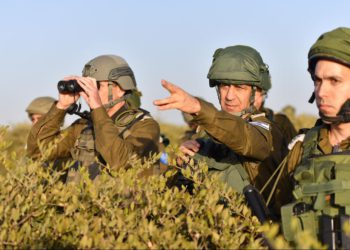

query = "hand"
[[153, 80, 201, 114], [56, 76, 81, 110], [75, 76, 103, 109], [176, 140, 201, 165], [179, 140, 201, 157]]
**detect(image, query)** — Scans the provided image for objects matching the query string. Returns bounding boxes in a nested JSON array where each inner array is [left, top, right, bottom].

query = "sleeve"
[[286, 140, 303, 174], [91, 107, 160, 169], [26, 104, 81, 160], [191, 99, 272, 161]]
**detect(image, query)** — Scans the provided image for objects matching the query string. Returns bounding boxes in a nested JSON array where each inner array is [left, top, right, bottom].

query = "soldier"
[[154, 45, 292, 218], [280, 27, 350, 249], [25, 96, 56, 125], [254, 83, 297, 143], [27, 54, 160, 181]]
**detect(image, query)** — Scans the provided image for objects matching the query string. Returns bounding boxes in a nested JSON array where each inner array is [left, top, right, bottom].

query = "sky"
[[0, 0, 349, 126]]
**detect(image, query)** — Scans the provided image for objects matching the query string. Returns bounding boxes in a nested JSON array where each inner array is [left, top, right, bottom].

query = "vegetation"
[[0, 109, 327, 249]]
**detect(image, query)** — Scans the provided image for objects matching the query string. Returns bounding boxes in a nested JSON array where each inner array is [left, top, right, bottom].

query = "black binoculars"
[[57, 80, 83, 93]]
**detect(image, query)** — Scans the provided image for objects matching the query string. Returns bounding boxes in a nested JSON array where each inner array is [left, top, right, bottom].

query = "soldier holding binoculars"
[[27, 55, 160, 181]]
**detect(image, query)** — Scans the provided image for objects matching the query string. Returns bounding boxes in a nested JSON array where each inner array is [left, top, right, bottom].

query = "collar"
[[110, 104, 129, 121], [318, 124, 350, 154]]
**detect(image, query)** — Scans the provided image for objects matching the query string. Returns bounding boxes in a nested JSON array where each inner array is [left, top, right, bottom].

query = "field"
[[0, 110, 326, 249]]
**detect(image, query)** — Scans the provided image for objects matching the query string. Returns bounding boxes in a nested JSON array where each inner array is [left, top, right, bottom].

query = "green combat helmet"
[[82, 54, 140, 109], [25, 96, 56, 116], [307, 27, 350, 124], [207, 45, 271, 115]]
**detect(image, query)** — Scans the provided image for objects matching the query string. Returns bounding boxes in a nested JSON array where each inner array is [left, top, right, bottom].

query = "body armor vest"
[[194, 140, 250, 193], [281, 126, 350, 249], [67, 108, 150, 183], [192, 113, 269, 193]]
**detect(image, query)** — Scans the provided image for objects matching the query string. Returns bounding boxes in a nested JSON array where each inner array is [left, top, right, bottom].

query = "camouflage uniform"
[[280, 27, 350, 248], [27, 55, 160, 180]]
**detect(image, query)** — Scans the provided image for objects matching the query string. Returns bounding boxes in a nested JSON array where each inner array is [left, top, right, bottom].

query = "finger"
[[83, 77, 98, 88], [153, 96, 175, 106], [179, 145, 196, 157], [63, 75, 79, 81], [182, 140, 200, 149], [75, 79, 89, 93], [155, 103, 179, 111], [185, 144, 199, 153], [178, 155, 190, 163], [161, 79, 180, 94]]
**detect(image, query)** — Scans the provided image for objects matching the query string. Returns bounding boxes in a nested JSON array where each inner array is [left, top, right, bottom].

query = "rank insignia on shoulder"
[[249, 121, 270, 131], [288, 134, 305, 150]]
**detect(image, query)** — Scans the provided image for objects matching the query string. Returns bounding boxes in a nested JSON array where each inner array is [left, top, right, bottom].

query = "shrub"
[[0, 124, 327, 249]]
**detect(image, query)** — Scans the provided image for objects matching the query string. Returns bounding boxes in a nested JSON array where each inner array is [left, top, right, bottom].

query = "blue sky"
[[1, 0, 349, 126]]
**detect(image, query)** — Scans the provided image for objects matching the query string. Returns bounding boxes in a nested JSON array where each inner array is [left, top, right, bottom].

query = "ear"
[[113, 84, 126, 98], [253, 89, 265, 109]]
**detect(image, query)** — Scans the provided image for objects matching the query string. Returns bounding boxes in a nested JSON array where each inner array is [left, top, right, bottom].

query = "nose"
[[225, 85, 236, 100], [315, 81, 329, 100]]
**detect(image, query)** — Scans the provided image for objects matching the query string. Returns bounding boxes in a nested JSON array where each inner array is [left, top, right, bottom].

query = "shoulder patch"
[[288, 134, 306, 150], [250, 113, 266, 119], [249, 121, 270, 131]]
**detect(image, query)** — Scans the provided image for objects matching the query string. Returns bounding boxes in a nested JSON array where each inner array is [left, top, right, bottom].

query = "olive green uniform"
[[281, 125, 350, 247], [285, 125, 350, 176], [263, 107, 297, 144], [280, 27, 350, 247], [192, 99, 292, 214], [27, 103, 160, 174]]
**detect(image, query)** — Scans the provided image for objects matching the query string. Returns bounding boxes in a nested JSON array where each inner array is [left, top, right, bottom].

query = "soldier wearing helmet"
[[280, 27, 350, 248], [253, 69, 297, 144], [27, 54, 160, 181], [154, 45, 292, 218], [25, 96, 56, 125]]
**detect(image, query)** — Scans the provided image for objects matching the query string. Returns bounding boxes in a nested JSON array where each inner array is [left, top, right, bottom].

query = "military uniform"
[[280, 27, 350, 248], [191, 99, 292, 215], [263, 107, 297, 144], [27, 54, 160, 181], [165, 45, 293, 219], [281, 125, 350, 248], [27, 103, 160, 178]]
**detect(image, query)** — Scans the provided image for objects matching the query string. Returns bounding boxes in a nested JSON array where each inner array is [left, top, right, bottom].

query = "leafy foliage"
[[0, 125, 266, 249], [0, 109, 323, 249]]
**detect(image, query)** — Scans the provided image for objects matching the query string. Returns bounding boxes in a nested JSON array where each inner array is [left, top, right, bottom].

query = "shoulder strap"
[[115, 108, 151, 139], [301, 126, 322, 160]]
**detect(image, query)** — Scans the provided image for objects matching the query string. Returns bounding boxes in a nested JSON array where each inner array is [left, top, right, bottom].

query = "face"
[[218, 83, 252, 114], [98, 81, 125, 105], [314, 60, 350, 117], [30, 114, 42, 125], [253, 89, 265, 110]]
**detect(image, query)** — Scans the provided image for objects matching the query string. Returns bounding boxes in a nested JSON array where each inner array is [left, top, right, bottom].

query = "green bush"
[[0, 126, 267, 249], [0, 124, 327, 249]]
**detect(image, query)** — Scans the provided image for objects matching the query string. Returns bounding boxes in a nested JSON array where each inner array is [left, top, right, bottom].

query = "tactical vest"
[[194, 146, 250, 193], [67, 108, 151, 183], [193, 132, 270, 223], [192, 113, 269, 193], [281, 126, 350, 249]]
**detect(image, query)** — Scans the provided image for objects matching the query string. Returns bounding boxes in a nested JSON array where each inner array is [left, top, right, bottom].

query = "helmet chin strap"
[[103, 81, 131, 110], [309, 92, 350, 124], [319, 99, 350, 124], [216, 85, 256, 117]]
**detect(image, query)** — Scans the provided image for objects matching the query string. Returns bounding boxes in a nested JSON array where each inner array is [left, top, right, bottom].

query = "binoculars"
[[57, 80, 83, 93]]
